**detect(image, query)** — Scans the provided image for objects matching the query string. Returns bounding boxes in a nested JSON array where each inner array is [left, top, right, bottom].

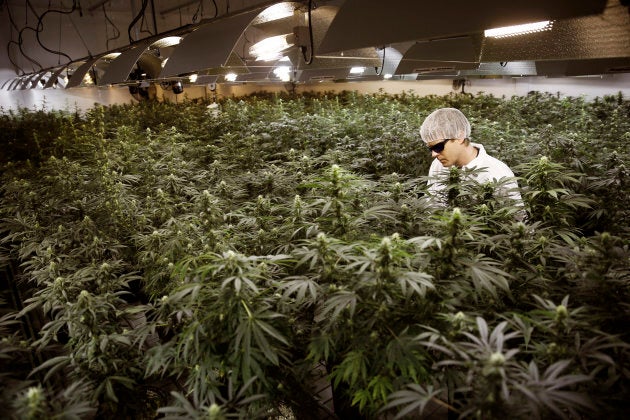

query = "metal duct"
[[395, 37, 481, 74], [463, 61, 538, 77], [298, 67, 349, 82], [481, 1, 630, 63], [318, 0, 608, 54], [536, 57, 630, 76]]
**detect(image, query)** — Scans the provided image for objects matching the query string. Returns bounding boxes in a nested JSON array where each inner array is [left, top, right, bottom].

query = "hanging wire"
[[139, 4, 154, 37], [67, 12, 92, 56], [210, 0, 218, 18], [128, 0, 150, 43], [5, 4, 26, 74], [31, 0, 77, 65], [192, 0, 203, 23], [301, 0, 315, 65], [17, 1, 45, 71], [103, 4, 120, 51]]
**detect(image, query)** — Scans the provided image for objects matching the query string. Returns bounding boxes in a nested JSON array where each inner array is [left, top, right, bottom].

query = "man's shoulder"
[[480, 154, 515, 177]]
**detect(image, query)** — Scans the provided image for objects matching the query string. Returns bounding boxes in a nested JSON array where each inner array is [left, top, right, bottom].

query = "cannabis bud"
[[208, 403, 223, 419], [555, 304, 568, 320]]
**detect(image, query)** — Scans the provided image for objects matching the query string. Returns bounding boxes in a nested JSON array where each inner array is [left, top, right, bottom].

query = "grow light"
[[273, 66, 292, 81], [249, 34, 294, 61], [484, 20, 553, 38], [253, 3, 295, 24]]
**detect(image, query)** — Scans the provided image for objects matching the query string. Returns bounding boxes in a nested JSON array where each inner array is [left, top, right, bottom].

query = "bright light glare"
[[225, 73, 237, 82], [189, 74, 198, 83], [383, 73, 393, 79], [254, 3, 294, 24], [273, 66, 292, 82], [249, 34, 293, 61], [151, 36, 183, 48], [349, 67, 365, 75], [484, 20, 553, 38], [82, 72, 94, 86], [102, 52, 121, 60]]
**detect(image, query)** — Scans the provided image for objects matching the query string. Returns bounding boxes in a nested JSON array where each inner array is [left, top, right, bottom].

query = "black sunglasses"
[[427, 138, 451, 153]]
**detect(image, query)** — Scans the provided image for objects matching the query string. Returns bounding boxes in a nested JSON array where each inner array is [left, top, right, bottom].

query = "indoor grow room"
[[1, 1, 630, 419], [1, 90, 629, 419]]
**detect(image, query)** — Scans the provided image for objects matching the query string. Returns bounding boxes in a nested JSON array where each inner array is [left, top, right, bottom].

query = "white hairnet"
[[420, 108, 471, 144]]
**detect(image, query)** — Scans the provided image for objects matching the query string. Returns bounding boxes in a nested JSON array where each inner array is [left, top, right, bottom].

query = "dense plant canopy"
[[1, 91, 629, 419]]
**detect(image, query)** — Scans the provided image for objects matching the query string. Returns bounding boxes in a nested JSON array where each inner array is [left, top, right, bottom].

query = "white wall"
[[2, 73, 630, 113]]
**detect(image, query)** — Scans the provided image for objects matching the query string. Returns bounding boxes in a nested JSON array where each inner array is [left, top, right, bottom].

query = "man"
[[420, 107, 522, 203]]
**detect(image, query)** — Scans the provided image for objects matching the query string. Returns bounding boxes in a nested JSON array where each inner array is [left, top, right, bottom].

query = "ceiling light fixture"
[[484, 20, 553, 38], [189, 73, 198, 83], [273, 66, 292, 82], [253, 3, 295, 24], [349, 66, 366, 75], [225, 73, 237, 82], [249, 34, 294, 61], [383, 73, 393, 79]]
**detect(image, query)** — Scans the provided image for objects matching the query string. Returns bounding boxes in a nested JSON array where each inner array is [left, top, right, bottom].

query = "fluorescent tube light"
[[249, 34, 294, 61], [484, 20, 553, 38], [253, 3, 294, 24], [349, 67, 365, 75]]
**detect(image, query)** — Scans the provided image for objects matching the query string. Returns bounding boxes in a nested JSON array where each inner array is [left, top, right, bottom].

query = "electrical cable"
[[139, 5, 154, 37], [7, 40, 26, 75], [103, 4, 120, 51], [68, 13, 92, 57], [30, 0, 77, 65], [128, 0, 150, 43], [5, 4, 25, 74], [192, 0, 203, 23], [16, 2, 44, 71], [210, 0, 218, 18], [301, 0, 315, 65]]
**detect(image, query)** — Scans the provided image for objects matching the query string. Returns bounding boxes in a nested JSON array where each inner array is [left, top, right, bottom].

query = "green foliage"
[[1, 91, 629, 418]]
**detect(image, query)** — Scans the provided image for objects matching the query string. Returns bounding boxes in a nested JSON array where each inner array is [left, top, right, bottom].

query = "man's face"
[[428, 138, 463, 167]]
